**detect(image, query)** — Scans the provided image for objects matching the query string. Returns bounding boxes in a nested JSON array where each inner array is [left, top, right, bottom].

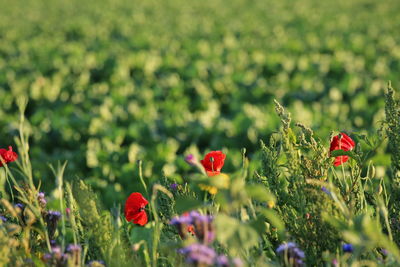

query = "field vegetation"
[[1, 0, 400, 266]]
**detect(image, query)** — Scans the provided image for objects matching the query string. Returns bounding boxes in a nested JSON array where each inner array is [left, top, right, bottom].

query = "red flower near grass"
[[200, 151, 226, 176], [330, 133, 355, 167], [124, 192, 148, 226], [0, 146, 18, 167]]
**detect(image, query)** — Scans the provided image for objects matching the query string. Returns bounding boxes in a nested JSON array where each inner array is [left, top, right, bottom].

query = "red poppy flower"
[[200, 151, 226, 176], [0, 146, 18, 167], [329, 133, 355, 167], [124, 192, 148, 226]]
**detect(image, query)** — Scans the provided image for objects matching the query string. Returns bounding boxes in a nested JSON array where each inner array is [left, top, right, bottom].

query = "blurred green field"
[[0, 0, 399, 206]]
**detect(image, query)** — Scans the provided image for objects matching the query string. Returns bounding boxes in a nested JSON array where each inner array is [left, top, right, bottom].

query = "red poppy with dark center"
[[0, 146, 18, 167], [329, 133, 355, 167], [200, 151, 226, 176], [124, 192, 148, 226]]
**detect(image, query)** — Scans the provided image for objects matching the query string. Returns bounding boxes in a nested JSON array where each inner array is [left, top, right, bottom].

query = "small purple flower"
[[15, 203, 24, 210], [185, 154, 197, 166], [321, 186, 331, 196], [276, 242, 297, 253], [216, 255, 229, 266], [42, 245, 68, 265], [67, 244, 82, 265], [332, 258, 338, 266], [381, 248, 388, 256], [50, 240, 57, 247], [170, 215, 193, 226], [276, 242, 305, 266], [342, 243, 353, 253], [179, 243, 216, 266], [1, 215, 7, 222], [38, 192, 47, 207], [170, 214, 194, 239], [42, 253, 52, 262], [67, 244, 82, 253], [47, 211, 61, 221], [190, 212, 215, 244], [170, 183, 178, 191], [52, 246, 62, 255]]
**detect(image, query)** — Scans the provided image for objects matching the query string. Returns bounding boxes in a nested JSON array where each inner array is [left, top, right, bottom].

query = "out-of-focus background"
[[0, 0, 399, 206]]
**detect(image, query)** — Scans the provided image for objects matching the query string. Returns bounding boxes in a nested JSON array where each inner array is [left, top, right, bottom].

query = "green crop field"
[[1, 0, 400, 266]]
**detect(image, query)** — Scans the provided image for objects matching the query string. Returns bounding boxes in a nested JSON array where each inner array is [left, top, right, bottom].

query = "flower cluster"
[[170, 213, 196, 239], [276, 242, 305, 267], [42, 242, 103, 266], [178, 244, 216, 266], [0, 146, 18, 167], [42, 245, 68, 266], [178, 244, 242, 267], [171, 211, 214, 244]]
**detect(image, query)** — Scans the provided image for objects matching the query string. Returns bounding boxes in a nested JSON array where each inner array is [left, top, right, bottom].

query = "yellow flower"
[[199, 184, 218, 195], [267, 200, 275, 208], [199, 173, 230, 195]]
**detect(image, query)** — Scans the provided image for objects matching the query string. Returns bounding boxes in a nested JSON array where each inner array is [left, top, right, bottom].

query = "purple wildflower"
[[276, 242, 305, 267], [216, 255, 229, 267], [67, 244, 82, 253], [170, 214, 194, 239], [342, 243, 354, 253], [1, 215, 7, 222], [50, 240, 57, 247], [179, 243, 216, 266], [185, 154, 197, 166], [38, 192, 47, 207], [381, 248, 388, 256], [67, 244, 82, 265], [332, 258, 338, 266], [321, 186, 331, 196], [42, 253, 52, 262], [42, 245, 68, 265], [190, 212, 215, 244], [170, 183, 178, 191], [15, 203, 24, 210]]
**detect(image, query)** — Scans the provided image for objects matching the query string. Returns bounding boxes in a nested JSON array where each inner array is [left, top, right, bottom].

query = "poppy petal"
[[200, 151, 226, 175], [124, 192, 149, 226]]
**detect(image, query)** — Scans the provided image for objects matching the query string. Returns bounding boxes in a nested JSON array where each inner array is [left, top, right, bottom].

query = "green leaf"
[[246, 185, 275, 202], [259, 209, 285, 234], [175, 196, 203, 214]]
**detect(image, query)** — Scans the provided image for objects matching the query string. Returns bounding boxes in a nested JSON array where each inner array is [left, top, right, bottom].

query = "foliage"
[[0, 0, 400, 207]]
